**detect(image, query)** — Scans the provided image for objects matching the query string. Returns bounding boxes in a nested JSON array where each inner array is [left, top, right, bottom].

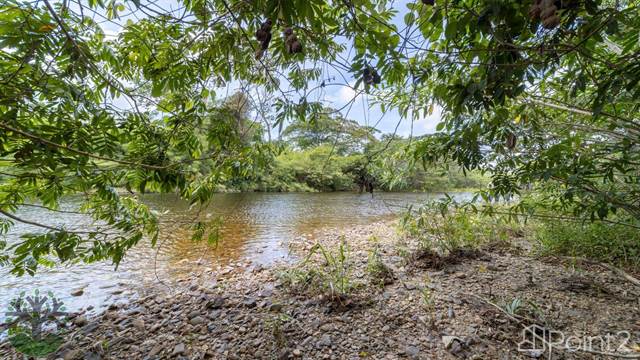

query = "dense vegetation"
[[0, 0, 638, 275], [224, 105, 487, 192]]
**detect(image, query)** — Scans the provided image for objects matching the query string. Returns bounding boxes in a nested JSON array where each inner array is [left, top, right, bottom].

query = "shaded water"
[[0, 192, 470, 318]]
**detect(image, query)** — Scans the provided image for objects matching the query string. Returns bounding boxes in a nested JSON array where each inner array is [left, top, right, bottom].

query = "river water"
[[0, 192, 469, 319]]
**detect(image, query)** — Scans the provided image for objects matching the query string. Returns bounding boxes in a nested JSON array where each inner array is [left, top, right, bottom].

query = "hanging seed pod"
[[528, 0, 542, 19], [536, 0, 561, 29], [363, 66, 381, 85], [283, 27, 302, 54], [421, 0, 435, 5], [540, 5, 557, 19], [506, 133, 517, 150], [542, 14, 560, 29], [255, 20, 273, 59]]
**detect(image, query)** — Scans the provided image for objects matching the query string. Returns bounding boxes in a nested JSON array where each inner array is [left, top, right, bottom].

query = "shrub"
[[536, 219, 640, 270], [366, 243, 394, 287], [401, 205, 520, 254], [279, 238, 360, 299]]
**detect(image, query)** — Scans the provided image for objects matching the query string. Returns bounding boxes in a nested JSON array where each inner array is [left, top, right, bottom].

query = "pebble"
[[317, 334, 332, 348], [206, 296, 225, 309], [63, 349, 81, 360], [3, 221, 629, 360], [132, 319, 145, 331], [405, 345, 420, 359], [172, 343, 186, 356], [189, 316, 206, 325]]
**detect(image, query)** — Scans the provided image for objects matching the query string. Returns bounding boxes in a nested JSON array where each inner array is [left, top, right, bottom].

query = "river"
[[0, 192, 470, 319]]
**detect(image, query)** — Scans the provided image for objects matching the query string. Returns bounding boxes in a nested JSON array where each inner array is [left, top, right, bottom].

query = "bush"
[[366, 243, 394, 287], [536, 220, 640, 270], [256, 145, 360, 192], [279, 239, 360, 299], [401, 206, 520, 254]]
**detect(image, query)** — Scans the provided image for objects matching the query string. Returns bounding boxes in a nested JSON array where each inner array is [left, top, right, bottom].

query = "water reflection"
[[0, 192, 471, 318]]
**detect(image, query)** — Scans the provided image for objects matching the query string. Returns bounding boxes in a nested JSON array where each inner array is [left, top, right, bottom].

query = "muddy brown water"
[[0, 192, 471, 319]]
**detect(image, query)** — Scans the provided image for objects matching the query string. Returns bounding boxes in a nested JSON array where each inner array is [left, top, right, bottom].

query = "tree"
[[402, 0, 640, 224], [282, 108, 377, 155], [1, 0, 638, 274]]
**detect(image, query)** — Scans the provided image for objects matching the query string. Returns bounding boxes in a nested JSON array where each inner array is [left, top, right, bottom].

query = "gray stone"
[[206, 296, 225, 309], [317, 334, 332, 348], [132, 319, 145, 331], [242, 297, 257, 308], [190, 316, 206, 325], [148, 344, 163, 357], [405, 346, 420, 359], [63, 349, 82, 360], [172, 343, 186, 356]]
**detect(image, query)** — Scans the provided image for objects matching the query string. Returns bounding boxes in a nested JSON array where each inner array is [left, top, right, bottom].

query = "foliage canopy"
[[1, 0, 638, 273]]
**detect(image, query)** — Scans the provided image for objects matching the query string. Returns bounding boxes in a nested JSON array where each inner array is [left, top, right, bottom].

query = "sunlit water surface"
[[0, 192, 471, 319]]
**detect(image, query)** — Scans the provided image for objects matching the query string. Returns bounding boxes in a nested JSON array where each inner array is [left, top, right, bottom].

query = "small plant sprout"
[[419, 276, 435, 316], [502, 297, 523, 316], [367, 244, 394, 287], [265, 313, 293, 349], [280, 237, 359, 301]]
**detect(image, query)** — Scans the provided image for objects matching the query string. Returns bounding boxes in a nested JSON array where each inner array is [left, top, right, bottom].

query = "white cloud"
[[395, 105, 443, 137]]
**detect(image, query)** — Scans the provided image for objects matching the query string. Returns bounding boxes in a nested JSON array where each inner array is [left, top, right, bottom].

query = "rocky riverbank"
[[2, 220, 640, 359]]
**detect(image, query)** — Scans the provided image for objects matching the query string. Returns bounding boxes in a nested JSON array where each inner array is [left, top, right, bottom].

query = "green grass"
[[535, 219, 640, 270], [400, 207, 522, 254], [366, 243, 394, 287], [9, 332, 64, 357], [279, 238, 361, 299]]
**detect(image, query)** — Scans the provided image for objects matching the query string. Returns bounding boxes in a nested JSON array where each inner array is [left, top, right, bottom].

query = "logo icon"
[[3, 290, 68, 357], [518, 324, 558, 359]]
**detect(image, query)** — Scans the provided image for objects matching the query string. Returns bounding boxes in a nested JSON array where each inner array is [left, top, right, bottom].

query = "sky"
[[94, 0, 442, 138]]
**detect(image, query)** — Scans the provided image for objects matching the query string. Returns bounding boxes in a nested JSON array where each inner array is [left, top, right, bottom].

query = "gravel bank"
[[2, 220, 639, 359]]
